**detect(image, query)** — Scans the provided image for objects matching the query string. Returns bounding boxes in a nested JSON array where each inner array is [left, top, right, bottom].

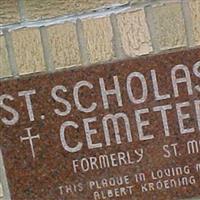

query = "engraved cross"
[[20, 128, 40, 159]]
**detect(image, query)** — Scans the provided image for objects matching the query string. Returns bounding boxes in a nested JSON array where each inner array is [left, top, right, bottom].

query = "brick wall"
[[0, 0, 199, 80], [0, 1, 200, 200]]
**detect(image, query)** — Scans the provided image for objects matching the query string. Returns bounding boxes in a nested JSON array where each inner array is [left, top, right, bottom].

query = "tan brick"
[[12, 28, 45, 75], [0, 0, 20, 25], [188, 0, 200, 45], [149, 3, 186, 50], [24, 0, 128, 21], [47, 22, 80, 69], [82, 16, 114, 63], [116, 9, 152, 57], [0, 35, 11, 78]]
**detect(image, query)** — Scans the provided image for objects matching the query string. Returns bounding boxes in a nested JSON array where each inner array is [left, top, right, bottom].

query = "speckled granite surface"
[[1, 48, 200, 199]]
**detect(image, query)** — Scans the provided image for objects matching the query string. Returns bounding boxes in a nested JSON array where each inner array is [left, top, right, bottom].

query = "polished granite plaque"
[[1, 48, 200, 199]]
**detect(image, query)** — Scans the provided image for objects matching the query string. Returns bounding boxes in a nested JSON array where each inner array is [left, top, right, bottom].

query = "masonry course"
[[0, 0, 199, 79]]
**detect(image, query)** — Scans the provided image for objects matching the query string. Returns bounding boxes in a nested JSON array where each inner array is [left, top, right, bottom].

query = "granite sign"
[[1, 48, 200, 199]]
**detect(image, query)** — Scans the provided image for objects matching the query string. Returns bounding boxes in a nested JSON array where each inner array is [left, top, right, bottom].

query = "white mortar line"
[[144, 5, 160, 53], [110, 13, 126, 59], [0, 3, 131, 32], [39, 26, 54, 72], [76, 19, 90, 65], [181, 0, 194, 47], [3, 30, 19, 77], [18, 0, 26, 22]]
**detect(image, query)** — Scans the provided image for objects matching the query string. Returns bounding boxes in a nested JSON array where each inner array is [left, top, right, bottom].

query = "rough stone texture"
[[116, 9, 152, 57], [149, 3, 186, 50], [0, 36, 11, 78], [24, 0, 128, 20], [47, 22, 81, 69], [11, 28, 46, 75], [82, 16, 114, 63], [188, 0, 200, 45], [0, 0, 20, 25]]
